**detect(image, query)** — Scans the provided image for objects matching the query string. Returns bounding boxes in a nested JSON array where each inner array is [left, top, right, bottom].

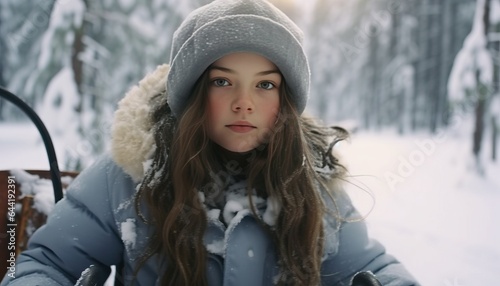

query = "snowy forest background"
[[1, 0, 500, 285], [3, 0, 499, 171]]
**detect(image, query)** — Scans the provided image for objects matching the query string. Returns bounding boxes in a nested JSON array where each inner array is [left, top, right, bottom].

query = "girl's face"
[[207, 52, 281, 153]]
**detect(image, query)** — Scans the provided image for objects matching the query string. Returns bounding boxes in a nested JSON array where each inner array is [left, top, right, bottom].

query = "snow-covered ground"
[[339, 126, 500, 285], [1, 121, 499, 285]]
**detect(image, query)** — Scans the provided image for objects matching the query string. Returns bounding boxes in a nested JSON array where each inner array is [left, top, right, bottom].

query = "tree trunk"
[[428, 2, 443, 133], [473, 79, 486, 159], [493, 115, 498, 161], [472, 0, 490, 173], [439, 0, 452, 130], [473, 84, 487, 175], [72, 27, 84, 98]]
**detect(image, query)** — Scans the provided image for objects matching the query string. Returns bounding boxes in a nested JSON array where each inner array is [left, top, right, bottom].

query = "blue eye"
[[213, 79, 230, 87], [258, 82, 275, 90]]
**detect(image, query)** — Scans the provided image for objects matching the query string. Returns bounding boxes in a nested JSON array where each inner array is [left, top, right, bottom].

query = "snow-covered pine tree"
[[302, 0, 370, 126], [36, 0, 86, 170], [448, 0, 494, 174], [68, 0, 194, 170], [298, 0, 474, 134], [488, 0, 500, 162], [0, 0, 55, 119]]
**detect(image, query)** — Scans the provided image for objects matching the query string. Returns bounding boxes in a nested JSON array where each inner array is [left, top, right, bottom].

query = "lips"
[[226, 121, 256, 133]]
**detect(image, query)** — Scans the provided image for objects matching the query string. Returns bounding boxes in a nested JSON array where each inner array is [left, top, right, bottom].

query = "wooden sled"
[[0, 170, 79, 278]]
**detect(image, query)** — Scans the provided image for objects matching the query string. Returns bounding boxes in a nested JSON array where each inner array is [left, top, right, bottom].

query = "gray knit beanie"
[[167, 0, 310, 117]]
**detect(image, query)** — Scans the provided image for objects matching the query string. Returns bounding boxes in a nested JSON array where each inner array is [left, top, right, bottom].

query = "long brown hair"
[[135, 68, 347, 285]]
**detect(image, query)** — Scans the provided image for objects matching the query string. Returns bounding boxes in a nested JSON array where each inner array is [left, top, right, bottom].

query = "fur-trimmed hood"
[[111, 64, 170, 182], [111, 64, 347, 183]]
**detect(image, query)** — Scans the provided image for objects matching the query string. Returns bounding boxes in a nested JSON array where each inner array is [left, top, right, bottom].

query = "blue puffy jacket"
[[1, 65, 419, 286]]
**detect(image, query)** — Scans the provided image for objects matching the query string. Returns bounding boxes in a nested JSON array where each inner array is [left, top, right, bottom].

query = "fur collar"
[[111, 64, 169, 182]]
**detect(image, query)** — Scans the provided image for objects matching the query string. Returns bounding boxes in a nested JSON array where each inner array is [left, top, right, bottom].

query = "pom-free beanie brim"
[[167, 1, 310, 117]]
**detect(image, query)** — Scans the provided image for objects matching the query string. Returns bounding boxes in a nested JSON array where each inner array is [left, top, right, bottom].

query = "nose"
[[232, 88, 254, 112]]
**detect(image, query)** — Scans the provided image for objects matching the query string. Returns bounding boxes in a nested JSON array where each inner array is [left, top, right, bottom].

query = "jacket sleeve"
[[320, 190, 420, 286], [1, 156, 125, 286]]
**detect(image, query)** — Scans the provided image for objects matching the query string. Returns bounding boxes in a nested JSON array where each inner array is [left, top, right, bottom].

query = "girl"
[[1, 0, 419, 285]]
